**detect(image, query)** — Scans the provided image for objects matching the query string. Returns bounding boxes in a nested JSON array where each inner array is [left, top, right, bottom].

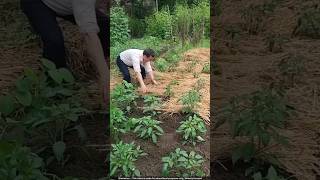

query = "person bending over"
[[116, 48, 158, 93]]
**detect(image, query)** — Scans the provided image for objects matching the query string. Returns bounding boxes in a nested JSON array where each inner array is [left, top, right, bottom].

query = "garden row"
[[110, 79, 209, 177]]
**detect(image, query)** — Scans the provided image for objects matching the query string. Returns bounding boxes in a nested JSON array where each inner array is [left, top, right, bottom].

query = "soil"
[[46, 113, 108, 179], [212, 0, 320, 179], [119, 99, 210, 177]]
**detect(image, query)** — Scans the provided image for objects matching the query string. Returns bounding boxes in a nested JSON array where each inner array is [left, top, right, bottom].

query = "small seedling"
[[186, 60, 197, 73], [179, 90, 201, 113], [131, 116, 164, 144], [194, 78, 206, 91], [155, 58, 170, 72], [202, 63, 210, 74], [278, 53, 305, 87], [293, 6, 320, 38], [162, 148, 205, 177], [110, 141, 147, 177], [176, 114, 207, 145]]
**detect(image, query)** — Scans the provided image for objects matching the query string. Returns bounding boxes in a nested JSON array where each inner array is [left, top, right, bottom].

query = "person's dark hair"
[[143, 48, 156, 57]]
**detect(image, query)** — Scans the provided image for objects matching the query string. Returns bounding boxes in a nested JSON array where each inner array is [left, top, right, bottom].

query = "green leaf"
[[177, 157, 187, 162], [134, 169, 140, 176], [162, 157, 170, 162], [16, 90, 32, 106], [59, 68, 74, 83], [15, 78, 31, 92], [134, 125, 142, 133], [41, 58, 56, 70], [110, 166, 117, 176], [196, 136, 205, 142], [152, 133, 157, 143], [155, 125, 164, 133], [48, 70, 63, 84], [53, 141, 66, 162], [0, 95, 15, 116]]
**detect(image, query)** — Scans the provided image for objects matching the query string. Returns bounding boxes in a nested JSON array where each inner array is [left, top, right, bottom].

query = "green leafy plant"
[[164, 84, 174, 97], [143, 95, 162, 116], [110, 104, 131, 142], [193, 72, 200, 78], [202, 63, 210, 74], [174, 3, 191, 46], [154, 58, 170, 72], [278, 53, 305, 87], [110, 141, 147, 177], [162, 148, 205, 177], [176, 114, 206, 145], [0, 59, 88, 167], [0, 141, 48, 179], [146, 7, 173, 39], [110, 6, 130, 45], [131, 116, 164, 144], [179, 89, 201, 113], [215, 87, 290, 166], [111, 81, 139, 112]]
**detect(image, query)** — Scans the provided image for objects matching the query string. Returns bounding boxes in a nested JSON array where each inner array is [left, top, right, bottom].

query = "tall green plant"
[[110, 6, 130, 45], [146, 7, 173, 39], [174, 3, 191, 46]]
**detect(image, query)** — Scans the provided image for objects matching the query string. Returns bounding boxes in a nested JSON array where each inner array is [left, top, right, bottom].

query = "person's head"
[[143, 48, 156, 63]]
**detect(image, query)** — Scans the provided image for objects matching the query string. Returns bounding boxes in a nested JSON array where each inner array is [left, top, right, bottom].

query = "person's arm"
[[84, 33, 109, 103], [148, 71, 158, 85], [132, 58, 147, 93]]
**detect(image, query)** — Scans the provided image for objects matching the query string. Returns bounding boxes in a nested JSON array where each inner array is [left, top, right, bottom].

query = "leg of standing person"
[[21, 0, 67, 68], [116, 56, 131, 83]]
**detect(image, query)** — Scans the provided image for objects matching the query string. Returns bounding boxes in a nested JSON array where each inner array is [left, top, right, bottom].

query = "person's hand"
[[140, 84, 147, 93], [152, 80, 158, 85]]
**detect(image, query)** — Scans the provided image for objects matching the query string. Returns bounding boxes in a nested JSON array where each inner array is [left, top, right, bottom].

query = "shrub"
[[173, 4, 191, 46], [176, 114, 207, 145], [146, 8, 173, 39], [110, 141, 147, 177], [162, 148, 205, 177], [110, 6, 130, 45], [131, 116, 164, 144], [129, 17, 146, 38]]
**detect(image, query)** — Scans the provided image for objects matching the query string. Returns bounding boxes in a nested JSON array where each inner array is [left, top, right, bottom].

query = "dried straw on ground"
[[111, 48, 211, 124]]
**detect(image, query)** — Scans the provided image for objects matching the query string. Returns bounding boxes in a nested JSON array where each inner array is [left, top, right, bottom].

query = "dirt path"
[[111, 48, 210, 124]]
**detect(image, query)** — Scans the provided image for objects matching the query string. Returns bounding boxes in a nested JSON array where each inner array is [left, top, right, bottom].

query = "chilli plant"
[[110, 104, 132, 142], [0, 58, 88, 167], [215, 87, 291, 178], [110, 141, 147, 177], [179, 89, 201, 113], [111, 80, 139, 112], [0, 141, 48, 180], [131, 116, 164, 144], [176, 114, 206, 145], [143, 95, 162, 116], [162, 148, 205, 177]]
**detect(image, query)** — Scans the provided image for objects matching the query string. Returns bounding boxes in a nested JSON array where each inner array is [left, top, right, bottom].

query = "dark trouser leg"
[[21, 0, 67, 68], [116, 56, 131, 83], [96, 10, 109, 60], [140, 65, 146, 79]]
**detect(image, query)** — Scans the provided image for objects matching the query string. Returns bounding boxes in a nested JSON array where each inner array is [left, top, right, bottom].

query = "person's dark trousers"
[[116, 56, 146, 83], [20, 0, 109, 68]]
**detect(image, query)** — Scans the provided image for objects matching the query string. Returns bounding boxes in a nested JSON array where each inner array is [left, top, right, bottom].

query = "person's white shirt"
[[119, 49, 153, 73]]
